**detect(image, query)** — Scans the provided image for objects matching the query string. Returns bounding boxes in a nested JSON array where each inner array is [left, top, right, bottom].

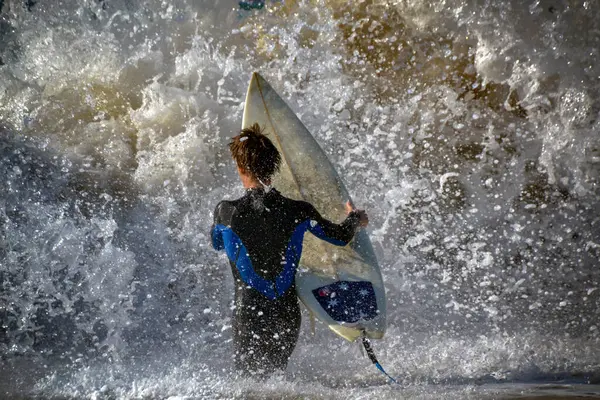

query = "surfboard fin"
[[361, 335, 399, 384], [309, 311, 316, 335]]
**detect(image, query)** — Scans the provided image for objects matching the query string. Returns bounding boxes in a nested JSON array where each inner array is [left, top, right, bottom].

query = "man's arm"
[[305, 201, 368, 246], [210, 202, 225, 250]]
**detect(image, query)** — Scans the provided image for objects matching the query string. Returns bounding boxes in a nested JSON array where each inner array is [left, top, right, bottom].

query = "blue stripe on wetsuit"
[[212, 224, 277, 299], [211, 224, 225, 250], [275, 221, 309, 296], [211, 219, 349, 299], [306, 219, 347, 246]]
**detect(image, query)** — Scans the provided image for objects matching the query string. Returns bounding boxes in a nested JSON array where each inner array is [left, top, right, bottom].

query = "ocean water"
[[1, 0, 599, 398]]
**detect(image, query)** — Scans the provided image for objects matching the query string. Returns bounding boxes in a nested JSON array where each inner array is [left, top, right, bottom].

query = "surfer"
[[211, 123, 368, 376]]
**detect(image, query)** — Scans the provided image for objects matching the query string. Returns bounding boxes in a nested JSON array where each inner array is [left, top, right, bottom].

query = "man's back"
[[210, 122, 366, 376], [217, 188, 305, 278], [213, 187, 358, 299]]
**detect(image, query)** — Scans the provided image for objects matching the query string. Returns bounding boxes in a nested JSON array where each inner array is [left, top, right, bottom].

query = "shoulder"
[[278, 193, 317, 217], [213, 200, 237, 222], [214, 199, 234, 212]]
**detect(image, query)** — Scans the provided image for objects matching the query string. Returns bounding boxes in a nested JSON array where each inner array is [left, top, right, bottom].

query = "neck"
[[241, 174, 265, 189]]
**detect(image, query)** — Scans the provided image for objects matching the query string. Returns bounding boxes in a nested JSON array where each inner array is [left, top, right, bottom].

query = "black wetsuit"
[[211, 187, 360, 375]]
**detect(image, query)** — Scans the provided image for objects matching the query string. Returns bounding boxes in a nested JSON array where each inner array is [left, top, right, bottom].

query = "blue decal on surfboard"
[[312, 281, 378, 323]]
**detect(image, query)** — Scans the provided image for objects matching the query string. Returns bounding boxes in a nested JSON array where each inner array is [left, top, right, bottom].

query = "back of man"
[[211, 123, 367, 376], [213, 188, 304, 374]]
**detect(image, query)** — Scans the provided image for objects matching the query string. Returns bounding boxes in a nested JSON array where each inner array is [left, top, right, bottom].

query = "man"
[[210, 123, 368, 376]]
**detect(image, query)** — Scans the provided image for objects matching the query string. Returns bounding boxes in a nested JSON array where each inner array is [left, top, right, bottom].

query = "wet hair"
[[229, 123, 281, 182]]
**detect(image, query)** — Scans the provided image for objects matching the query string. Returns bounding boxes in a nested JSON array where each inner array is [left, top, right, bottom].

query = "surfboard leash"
[[361, 335, 399, 384]]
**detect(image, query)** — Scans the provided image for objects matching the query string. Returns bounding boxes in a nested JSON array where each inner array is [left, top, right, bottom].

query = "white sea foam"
[[1, 0, 599, 398]]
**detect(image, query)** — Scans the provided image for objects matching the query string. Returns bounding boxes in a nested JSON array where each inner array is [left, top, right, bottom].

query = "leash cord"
[[361, 335, 399, 384]]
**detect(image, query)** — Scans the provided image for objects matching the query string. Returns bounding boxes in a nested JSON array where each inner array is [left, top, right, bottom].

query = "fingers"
[[358, 210, 369, 227], [345, 200, 354, 213], [346, 200, 369, 227]]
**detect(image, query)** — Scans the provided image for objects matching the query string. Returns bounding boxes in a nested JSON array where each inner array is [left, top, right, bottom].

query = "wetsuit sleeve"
[[211, 202, 225, 250], [304, 203, 361, 246]]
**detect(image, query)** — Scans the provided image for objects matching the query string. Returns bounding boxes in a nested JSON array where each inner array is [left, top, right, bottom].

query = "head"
[[229, 123, 281, 186]]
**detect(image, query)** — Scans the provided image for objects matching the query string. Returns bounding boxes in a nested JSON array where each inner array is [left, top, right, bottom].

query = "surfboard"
[[242, 72, 386, 342]]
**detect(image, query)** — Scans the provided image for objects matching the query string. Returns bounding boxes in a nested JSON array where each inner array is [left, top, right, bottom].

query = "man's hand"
[[345, 200, 369, 227]]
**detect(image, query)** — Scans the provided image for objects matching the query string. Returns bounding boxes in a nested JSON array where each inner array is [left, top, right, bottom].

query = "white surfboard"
[[242, 72, 386, 341]]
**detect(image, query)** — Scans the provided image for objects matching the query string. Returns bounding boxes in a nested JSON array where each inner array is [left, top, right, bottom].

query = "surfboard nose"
[[250, 71, 267, 89], [251, 71, 261, 83], [248, 72, 261, 94]]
